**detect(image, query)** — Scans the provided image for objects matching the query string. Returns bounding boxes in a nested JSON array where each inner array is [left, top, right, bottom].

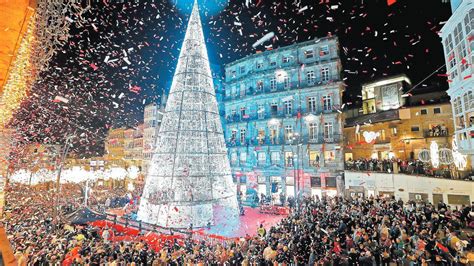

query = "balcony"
[[423, 129, 449, 138]]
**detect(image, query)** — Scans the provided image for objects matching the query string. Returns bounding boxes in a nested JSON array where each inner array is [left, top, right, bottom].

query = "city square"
[[0, 0, 473, 265]]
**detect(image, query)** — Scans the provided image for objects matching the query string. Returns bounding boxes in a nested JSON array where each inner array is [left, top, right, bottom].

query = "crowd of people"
[[2, 182, 473, 265], [345, 158, 454, 179]]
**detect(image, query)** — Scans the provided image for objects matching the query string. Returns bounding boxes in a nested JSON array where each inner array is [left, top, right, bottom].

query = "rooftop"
[[225, 36, 338, 68]]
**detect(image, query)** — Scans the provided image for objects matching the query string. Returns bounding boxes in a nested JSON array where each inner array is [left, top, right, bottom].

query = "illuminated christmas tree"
[[137, 0, 237, 228]]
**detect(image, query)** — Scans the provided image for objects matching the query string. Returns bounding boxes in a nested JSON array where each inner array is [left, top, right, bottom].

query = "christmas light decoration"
[[418, 148, 431, 162], [137, 0, 237, 228], [438, 148, 454, 165], [430, 141, 439, 168], [363, 131, 380, 143], [452, 139, 467, 169]]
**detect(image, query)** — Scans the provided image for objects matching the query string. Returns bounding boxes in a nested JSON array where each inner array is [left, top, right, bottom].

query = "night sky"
[[10, 0, 452, 157]]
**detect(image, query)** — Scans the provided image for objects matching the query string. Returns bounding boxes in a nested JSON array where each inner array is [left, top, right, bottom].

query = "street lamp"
[[53, 132, 76, 228]]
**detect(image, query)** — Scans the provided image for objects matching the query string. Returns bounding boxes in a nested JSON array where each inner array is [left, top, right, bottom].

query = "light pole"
[[53, 133, 75, 228], [289, 132, 300, 211]]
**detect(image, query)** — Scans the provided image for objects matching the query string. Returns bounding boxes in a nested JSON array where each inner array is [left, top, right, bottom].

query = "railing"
[[423, 129, 449, 138], [225, 109, 338, 124], [103, 213, 191, 237], [224, 76, 340, 101], [226, 134, 342, 147], [344, 160, 457, 180]]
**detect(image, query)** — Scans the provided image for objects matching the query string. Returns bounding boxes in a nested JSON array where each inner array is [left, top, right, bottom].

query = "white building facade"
[[440, 0, 474, 166]]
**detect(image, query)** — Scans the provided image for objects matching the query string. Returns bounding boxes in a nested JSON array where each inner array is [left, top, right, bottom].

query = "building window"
[[284, 100, 293, 115], [240, 66, 246, 74], [434, 107, 441, 114], [458, 42, 468, 72], [444, 34, 454, 55], [285, 151, 293, 167], [464, 91, 473, 111], [420, 109, 427, 115], [270, 78, 277, 91], [230, 70, 236, 77], [308, 97, 317, 113], [309, 151, 320, 166], [257, 80, 264, 91], [411, 126, 420, 132], [324, 150, 335, 162], [285, 125, 294, 140], [323, 95, 332, 111], [391, 127, 397, 136], [307, 70, 315, 84], [270, 103, 278, 115], [305, 49, 314, 59], [309, 123, 318, 141], [256, 61, 263, 69], [454, 22, 464, 45], [257, 152, 266, 165], [282, 56, 290, 64], [257, 129, 265, 144], [319, 45, 329, 56], [240, 129, 246, 143], [240, 152, 247, 164], [324, 122, 333, 139], [231, 152, 237, 165], [231, 129, 237, 140], [258, 104, 265, 119], [283, 76, 290, 89], [271, 152, 280, 164], [270, 61, 277, 67], [321, 67, 330, 82], [240, 107, 246, 118]]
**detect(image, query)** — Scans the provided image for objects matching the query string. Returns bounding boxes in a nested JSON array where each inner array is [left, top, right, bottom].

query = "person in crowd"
[[2, 183, 473, 265]]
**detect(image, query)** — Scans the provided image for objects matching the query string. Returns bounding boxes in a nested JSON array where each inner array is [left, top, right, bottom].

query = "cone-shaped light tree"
[[137, 0, 237, 228]]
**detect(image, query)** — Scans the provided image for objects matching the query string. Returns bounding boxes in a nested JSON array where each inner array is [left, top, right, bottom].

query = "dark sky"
[[10, 0, 452, 158]]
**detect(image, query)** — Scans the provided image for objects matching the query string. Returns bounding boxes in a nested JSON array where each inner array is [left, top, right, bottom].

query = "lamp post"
[[289, 132, 300, 211], [53, 133, 75, 228]]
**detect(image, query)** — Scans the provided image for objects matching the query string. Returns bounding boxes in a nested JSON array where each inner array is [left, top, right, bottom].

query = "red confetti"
[[387, 0, 397, 6]]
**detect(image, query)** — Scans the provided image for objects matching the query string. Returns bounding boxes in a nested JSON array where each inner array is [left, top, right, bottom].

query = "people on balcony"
[[345, 158, 452, 179], [428, 125, 448, 137]]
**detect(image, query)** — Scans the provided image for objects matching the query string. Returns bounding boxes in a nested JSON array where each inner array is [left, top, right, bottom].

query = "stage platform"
[[106, 206, 288, 238]]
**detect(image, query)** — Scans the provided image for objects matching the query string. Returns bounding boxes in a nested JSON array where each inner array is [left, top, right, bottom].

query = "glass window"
[[284, 100, 293, 115], [323, 95, 332, 111], [285, 125, 294, 140], [256, 61, 263, 69], [284, 76, 290, 89], [434, 107, 441, 114], [321, 67, 330, 82], [309, 123, 318, 141], [270, 77, 277, 91], [285, 151, 293, 167], [308, 97, 317, 112], [305, 49, 314, 59], [306, 70, 315, 84], [270, 103, 278, 115], [257, 80, 264, 91], [258, 104, 265, 119], [420, 109, 427, 115], [240, 152, 247, 164], [282, 56, 290, 64], [324, 122, 333, 139], [270, 61, 277, 67], [240, 66, 246, 74], [257, 152, 266, 165], [324, 150, 335, 162], [231, 152, 237, 165], [319, 45, 329, 56], [411, 126, 420, 132], [309, 151, 320, 166], [240, 129, 246, 143], [231, 130, 237, 140], [454, 23, 464, 45], [271, 152, 280, 164], [240, 107, 246, 117]]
